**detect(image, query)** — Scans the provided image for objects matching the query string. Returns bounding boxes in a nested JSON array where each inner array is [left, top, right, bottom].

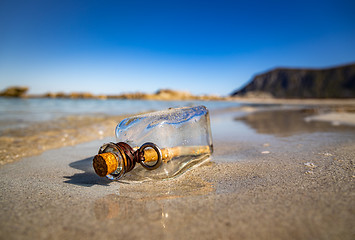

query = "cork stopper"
[[93, 152, 119, 177]]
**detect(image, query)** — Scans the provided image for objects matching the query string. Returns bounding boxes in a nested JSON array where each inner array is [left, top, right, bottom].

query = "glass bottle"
[[93, 105, 213, 181]]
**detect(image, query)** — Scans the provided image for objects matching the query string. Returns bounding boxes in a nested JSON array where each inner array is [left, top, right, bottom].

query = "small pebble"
[[261, 151, 270, 154], [304, 162, 316, 168]]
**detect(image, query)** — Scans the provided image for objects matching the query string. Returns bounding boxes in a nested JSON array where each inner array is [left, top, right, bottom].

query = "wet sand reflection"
[[235, 109, 354, 137], [93, 176, 215, 221]]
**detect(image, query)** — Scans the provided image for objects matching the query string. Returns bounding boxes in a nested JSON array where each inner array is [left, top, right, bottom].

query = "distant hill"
[[0, 87, 224, 101], [231, 63, 355, 98], [0, 86, 28, 97]]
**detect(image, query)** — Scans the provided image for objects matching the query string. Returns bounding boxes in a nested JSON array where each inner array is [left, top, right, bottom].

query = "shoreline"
[[1, 99, 355, 166], [2, 91, 355, 104], [230, 97, 355, 106]]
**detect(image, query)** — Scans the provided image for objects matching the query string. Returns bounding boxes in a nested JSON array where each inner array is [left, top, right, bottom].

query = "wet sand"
[[1, 103, 355, 239], [0, 115, 128, 165]]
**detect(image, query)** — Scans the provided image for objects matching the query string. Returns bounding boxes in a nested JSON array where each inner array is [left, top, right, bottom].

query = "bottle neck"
[[93, 141, 163, 180], [93, 142, 137, 180]]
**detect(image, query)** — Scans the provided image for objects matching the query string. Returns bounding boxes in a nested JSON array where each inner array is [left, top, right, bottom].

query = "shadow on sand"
[[64, 157, 111, 187]]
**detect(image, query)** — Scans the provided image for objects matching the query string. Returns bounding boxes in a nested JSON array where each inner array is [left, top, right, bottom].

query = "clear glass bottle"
[[93, 105, 213, 181]]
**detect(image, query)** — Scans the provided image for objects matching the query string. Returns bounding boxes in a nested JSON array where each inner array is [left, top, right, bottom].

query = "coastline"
[[0, 100, 354, 239], [1, 98, 355, 166]]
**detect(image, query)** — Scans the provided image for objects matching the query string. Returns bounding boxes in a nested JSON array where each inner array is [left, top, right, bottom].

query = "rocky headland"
[[231, 63, 355, 98]]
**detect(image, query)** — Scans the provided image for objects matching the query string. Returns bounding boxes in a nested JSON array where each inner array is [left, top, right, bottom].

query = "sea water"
[[0, 98, 240, 131]]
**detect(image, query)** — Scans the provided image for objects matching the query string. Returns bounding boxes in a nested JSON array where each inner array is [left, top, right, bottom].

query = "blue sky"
[[1, 0, 354, 96]]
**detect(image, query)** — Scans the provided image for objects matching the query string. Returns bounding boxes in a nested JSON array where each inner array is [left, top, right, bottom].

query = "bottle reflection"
[[93, 177, 215, 231]]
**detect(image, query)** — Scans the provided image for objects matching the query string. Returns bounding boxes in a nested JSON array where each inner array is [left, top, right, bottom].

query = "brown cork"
[[93, 152, 118, 177]]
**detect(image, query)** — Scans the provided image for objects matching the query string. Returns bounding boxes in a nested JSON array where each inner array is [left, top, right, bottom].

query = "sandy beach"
[[1, 100, 355, 240]]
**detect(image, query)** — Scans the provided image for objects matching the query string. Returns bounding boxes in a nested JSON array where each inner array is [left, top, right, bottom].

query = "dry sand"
[[1, 104, 355, 240]]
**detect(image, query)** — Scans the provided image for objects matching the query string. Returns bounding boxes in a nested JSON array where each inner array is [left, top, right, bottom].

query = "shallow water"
[[0, 98, 240, 131], [1, 98, 354, 166]]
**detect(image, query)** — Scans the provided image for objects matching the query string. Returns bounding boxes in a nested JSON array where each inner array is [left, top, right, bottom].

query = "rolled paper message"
[[143, 145, 211, 162], [93, 145, 211, 177]]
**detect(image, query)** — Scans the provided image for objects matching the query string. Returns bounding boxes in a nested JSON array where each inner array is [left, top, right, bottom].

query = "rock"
[[69, 92, 94, 99], [231, 63, 355, 98], [113, 92, 149, 99], [154, 89, 192, 100], [0, 86, 29, 97], [44, 92, 67, 98]]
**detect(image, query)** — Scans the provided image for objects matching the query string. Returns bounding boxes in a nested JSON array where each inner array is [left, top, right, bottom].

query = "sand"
[[1, 103, 355, 240]]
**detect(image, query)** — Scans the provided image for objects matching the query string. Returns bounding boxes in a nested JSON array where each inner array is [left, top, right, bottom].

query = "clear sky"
[[1, 0, 354, 96]]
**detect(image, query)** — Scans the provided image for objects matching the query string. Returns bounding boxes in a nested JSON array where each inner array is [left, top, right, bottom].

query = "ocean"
[[0, 98, 241, 130]]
